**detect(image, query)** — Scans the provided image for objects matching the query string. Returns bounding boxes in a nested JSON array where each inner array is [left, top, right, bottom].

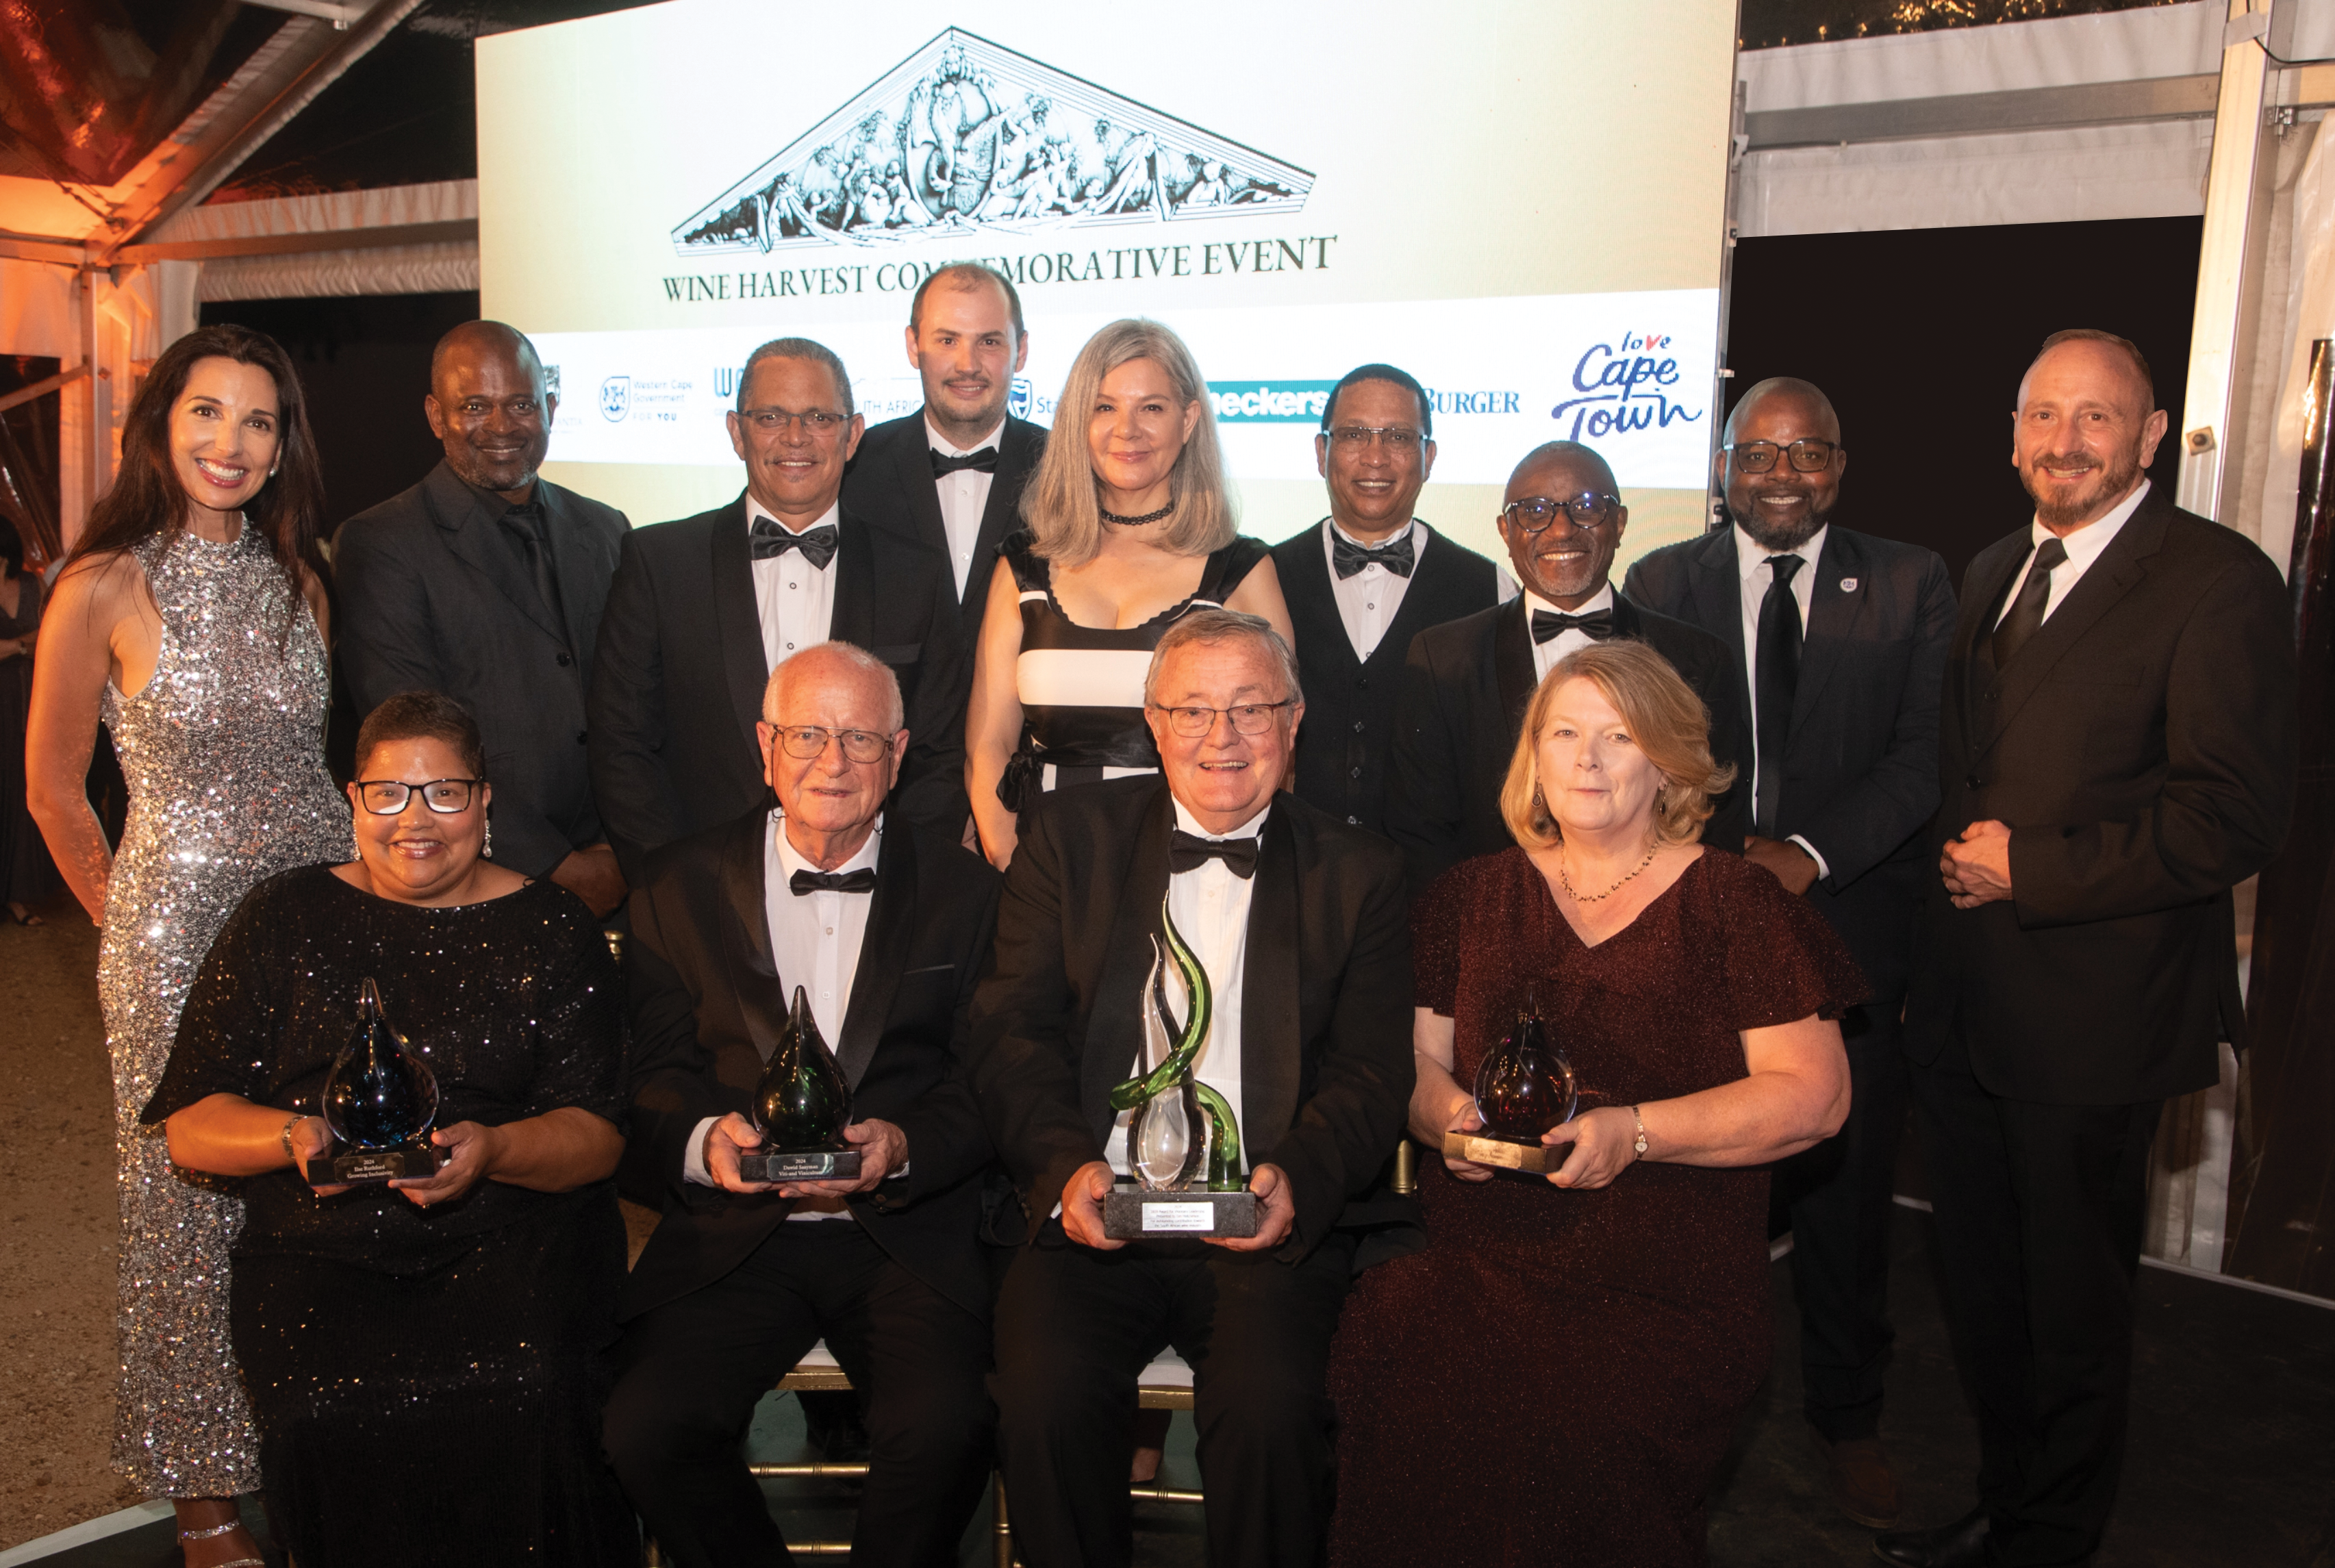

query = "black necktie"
[[790, 867, 876, 896], [1991, 536, 2069, 671], [1331, 531, 1417, 580], [930, 446, 1000, 478], [1167, 830, 1259, 878], [1530, 607, 1614, 644], [501, 504, 568, 637], [750, 518, 839, 569], [1754, 555, 1804, 838]]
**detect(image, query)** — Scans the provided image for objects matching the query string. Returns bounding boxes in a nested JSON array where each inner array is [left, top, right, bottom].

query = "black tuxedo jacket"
[[1387, 590, 1752, 895], [1904, 488, 2297, 1103], [1625, 524, 1957, 989], [587, 495, 970, 883], [618, 811, 1002, 1322], [965, 778, 1419, 1268], [1270, 520, 1502, 833], [334, 462, 628, 879], [843, 409, 1047, 643]]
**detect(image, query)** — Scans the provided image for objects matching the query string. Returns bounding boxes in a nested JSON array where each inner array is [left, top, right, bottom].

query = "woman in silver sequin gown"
[[27, 326, 351, 1567]]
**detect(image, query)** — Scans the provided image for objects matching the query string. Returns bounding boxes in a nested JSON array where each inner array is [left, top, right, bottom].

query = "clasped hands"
[[1940, 819, 2015, 909], [292, 1114, 503, 1207], [703, 1111, 909, 1198], [1437, 1093, 1639, 1191], [1059, 1159, 1295, 1252]]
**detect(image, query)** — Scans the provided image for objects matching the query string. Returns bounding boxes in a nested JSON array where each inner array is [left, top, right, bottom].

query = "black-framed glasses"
[[353, 778, 481, 815], [1726, 438, 1841, 473], [1148, 700, 1297, 737], [768, 724, 892, 763], [740, 407, 849, 436], [1325, 425, 1424, 449], [1503, 493, 1619, 533]]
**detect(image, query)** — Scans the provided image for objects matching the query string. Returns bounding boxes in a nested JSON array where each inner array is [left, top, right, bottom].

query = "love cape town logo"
[[1550, 332, 1706, 441]]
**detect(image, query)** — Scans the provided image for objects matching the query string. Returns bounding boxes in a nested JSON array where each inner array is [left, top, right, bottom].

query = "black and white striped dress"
[[997, 527, 1270, 809]]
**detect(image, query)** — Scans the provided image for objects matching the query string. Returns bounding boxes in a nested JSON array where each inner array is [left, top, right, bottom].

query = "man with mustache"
[[1626, 378, 1957, 1528], [1388, 440, 1748, 896], [1882, 331, 2296, 1568]]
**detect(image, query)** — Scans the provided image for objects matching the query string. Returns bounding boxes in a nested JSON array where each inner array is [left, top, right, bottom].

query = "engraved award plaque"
[[1443, 1000, 1578, 1175], [737, 985, 862, 1184], [311, 978, 446, 1185]]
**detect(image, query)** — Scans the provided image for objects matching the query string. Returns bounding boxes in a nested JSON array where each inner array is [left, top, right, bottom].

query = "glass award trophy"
[[1102, 898, 1258, 1239], [1444, 998, 1578, 1174], [737, 985, 861, 1184], [311, 978, 444, 1185]]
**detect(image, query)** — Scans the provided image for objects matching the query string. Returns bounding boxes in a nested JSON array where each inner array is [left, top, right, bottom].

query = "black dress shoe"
[[1873, 1506, 1990, 1568]]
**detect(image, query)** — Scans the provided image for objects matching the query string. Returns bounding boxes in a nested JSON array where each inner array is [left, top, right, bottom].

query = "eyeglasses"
[[740, 407, 849, 436], [1148, 700, 1296, 737], [1503, 493, 1620, 533], [769, 724, 892, 763], [1326, 425, 1423, 449], [353, 778, 481, 815], [1726, 438, 1841, 474]]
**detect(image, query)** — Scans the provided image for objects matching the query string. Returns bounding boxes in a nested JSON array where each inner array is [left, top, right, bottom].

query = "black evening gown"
[[0, 570, 59, 908], [144, 866, 638, 1568]]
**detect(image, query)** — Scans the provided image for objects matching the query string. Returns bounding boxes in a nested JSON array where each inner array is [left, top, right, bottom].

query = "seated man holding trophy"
[[968, 609, 1417, 1568], [602, 642, 1004, 1568]]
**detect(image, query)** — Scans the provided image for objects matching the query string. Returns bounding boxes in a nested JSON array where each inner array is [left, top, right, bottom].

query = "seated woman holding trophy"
[[143, 692, 637, 1567], [1325, 640, 1863, 1568]]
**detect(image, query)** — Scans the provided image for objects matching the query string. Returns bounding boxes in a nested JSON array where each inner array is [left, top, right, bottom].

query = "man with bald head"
[[1388, 439, 1748, 894], [1626, 376, 1956, 1527], [337, 319, 631, 914]]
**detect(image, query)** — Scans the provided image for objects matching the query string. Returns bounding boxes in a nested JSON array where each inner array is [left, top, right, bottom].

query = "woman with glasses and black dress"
[[145, 692, 637, 1567]]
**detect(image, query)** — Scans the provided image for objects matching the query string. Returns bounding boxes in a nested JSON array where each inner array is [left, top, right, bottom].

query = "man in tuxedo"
[[968, 609, 1415, 1568], [1881, 331, 2296, 1568], [603, 640, 1002, 1568], [1625, 377, 1956, 1528], [590, 336, 968, 883], [842, 261, 1046, 648], [336, 320, 629, 915], [1269, 363, 1503, 833], [1388, 439, 1749, 894]]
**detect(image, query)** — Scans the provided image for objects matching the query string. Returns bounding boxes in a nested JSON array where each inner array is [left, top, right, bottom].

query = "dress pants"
[[1908, 1034, 2163, 1566], [602, 1220, 994, 1568], [992, 1223, 1357, 1568]]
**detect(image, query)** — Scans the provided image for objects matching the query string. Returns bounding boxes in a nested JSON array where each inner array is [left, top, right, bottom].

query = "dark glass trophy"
[[1443, 998, 1578, 1174], [310, 978, 444, 1185], [737, 985, 861, 1184], [1103, 899, 1257, 1239]]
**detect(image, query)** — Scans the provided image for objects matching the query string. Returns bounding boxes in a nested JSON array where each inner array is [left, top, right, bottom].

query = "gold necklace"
[[1556, 842, 1659, 903]]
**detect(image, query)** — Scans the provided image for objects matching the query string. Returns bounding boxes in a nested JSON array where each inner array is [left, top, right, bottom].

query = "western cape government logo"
[[599, 376, 630, 422], [672, 29, 1313, 255]]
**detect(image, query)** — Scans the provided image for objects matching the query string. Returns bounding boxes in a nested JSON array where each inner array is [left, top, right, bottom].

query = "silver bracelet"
[[279, 1115, 304, 1162], [1630, 1106, 1649, 1161]]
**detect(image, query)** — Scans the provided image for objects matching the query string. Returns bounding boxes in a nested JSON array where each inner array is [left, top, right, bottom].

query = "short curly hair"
[[1500, 641, 1734, 850]]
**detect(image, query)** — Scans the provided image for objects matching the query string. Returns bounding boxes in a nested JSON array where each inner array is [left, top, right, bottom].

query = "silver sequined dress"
[[98, 524, 352, 1496]]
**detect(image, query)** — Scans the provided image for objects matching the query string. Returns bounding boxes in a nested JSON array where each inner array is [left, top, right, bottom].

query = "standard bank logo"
[[599, 377, 631, 422], [672, 29, 1313, 256], [1007, 376, 1034, 420]]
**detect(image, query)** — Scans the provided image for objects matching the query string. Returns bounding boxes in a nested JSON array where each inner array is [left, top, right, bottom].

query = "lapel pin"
[[1839, 577, 1858, 592]]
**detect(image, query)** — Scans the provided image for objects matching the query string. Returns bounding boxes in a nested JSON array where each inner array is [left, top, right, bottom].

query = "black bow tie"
[[790, 867, 876, 896], [1330, 530, 1416, 580], [931, 446, 1000, 478], [750, 518, 838, 568], [1168, 830, 1259, 878], [1530, 607, 1615, 645]]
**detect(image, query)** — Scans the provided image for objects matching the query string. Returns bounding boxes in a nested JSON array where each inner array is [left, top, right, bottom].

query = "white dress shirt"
[[1993, 479, 2149, 629], [748, 495, 840, 672], [1526, 583, 1615, 683], [1733, 523, 1833, 878], [1320, 517, 1424, 662], [929, 416, 1002, 602]]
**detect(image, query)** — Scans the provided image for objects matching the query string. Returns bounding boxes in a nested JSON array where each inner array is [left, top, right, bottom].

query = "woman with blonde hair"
[[966, 318, 1293, 868], [1326, 640, 1865, 1568]]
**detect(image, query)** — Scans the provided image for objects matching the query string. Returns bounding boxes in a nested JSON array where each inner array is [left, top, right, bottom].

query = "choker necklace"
[[1100, 498, 1176, 526], [1556, 842, 1659, 903]]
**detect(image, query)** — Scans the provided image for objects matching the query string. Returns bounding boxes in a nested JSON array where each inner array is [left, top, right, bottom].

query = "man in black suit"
[[1880, 332, 2297, 1568], [1626, 377, 1956, 1528], [1270, 363, 1503, 833], [590, 336, 968, 883], [1389, 440, 1750, 894], [842, 261, 1046, 649], [968, 610, 1415, 1568], [336, 320, 629, 915], [603, 641, 1002, 1568]]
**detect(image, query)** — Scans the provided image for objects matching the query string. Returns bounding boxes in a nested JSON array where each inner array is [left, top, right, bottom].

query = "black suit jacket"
[[334, 461, 628, 878], [588, 495, 970, 883], [1626, 524, 1956, 990], [843, 409, 1047, 644], [965, 778, 1419, 1268], [1270, 520, 1502, 833], [1904, 488, 2297, 1104], [1387, 590, 1752, 895], [619, 811, 1002, 1322]]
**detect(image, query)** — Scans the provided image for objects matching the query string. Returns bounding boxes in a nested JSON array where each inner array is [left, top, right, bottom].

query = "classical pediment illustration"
[[671, 28, 1314, 255]]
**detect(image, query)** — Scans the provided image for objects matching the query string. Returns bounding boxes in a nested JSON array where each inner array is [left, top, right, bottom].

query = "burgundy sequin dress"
[[1326, 848, 1865, 1568]]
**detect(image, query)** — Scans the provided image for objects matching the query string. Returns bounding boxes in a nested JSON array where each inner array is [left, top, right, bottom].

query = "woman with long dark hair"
[[25, 325, 353, 1567]]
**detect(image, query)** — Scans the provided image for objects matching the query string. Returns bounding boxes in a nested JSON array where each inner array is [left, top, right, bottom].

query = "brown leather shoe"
[[1812, 1428, 1903, 1529]]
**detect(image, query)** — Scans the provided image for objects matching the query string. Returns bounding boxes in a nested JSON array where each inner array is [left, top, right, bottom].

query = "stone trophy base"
[[305, 1140, 446, 1187], [1103, 1186, 1259, 1239], [1443, 1130, 1562, 1174], [737, 1148, 862, 1184]]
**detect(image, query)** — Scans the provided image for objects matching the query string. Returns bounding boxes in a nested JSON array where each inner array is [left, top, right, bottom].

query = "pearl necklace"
[[1556, 843, 1659, 903]]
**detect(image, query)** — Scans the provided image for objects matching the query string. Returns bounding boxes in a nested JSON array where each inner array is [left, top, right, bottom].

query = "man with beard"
[[336, 319, 631, 916], [1624, 378, 1956, 1528], [1879, 331, 2295, 1568]]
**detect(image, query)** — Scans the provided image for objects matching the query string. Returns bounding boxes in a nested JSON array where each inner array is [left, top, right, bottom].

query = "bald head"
[[1508, 440, 1617, 497], [431, 320, 543, 392], [762, 640, 905, 734], [424, 320, 555, 501], [1724, 377, 1841, 444]]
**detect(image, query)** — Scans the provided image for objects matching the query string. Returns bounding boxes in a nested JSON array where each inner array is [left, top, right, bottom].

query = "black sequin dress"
[[144, 866, 637, 1567]]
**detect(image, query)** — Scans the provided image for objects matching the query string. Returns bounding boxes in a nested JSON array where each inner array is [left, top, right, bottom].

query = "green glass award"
[[737, 985, 861, 1183]]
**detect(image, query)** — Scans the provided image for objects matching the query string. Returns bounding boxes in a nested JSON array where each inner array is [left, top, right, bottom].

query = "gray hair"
[[761, 641, 904, 732], [1144, 609, 1303, 709], [737, 336, 855, 417]]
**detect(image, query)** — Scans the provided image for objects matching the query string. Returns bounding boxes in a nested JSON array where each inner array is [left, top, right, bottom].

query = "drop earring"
[[483, 818, 494, 859]]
